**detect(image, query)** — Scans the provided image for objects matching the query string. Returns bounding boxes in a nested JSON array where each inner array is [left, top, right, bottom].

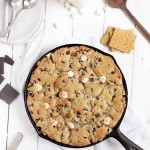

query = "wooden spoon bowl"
[[107, 0, 127, 8]]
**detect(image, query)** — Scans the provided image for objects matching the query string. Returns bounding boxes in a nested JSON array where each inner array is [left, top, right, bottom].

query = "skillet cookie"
[[26, 46, 126, 147]]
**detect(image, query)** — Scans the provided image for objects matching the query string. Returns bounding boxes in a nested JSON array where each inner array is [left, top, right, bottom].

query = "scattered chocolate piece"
[[0, 57, 4, 74], [0, 74, 5, 84], [0, 84, 19, 105], [95, 113, 101, 118], [4, 55, 14, 66]]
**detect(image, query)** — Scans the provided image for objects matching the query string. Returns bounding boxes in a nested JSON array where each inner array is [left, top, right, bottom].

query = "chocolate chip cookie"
[[26, 46, 126, 147]]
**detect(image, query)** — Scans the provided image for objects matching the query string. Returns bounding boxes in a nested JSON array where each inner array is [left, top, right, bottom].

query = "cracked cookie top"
[[26, 46, 126, 147]]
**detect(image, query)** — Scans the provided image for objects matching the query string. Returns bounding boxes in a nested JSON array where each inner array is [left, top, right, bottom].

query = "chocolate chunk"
[[0, 74, 5, 84], [77, 111, 81, 115], [0, 57, 4, 74], [0, 84, 19, 105], [90, 78, 94, 82], [4, 55, 14, 66], [66, 51, 70, 55], [98, 58, 102, 62], [95, 113, 100, 118]]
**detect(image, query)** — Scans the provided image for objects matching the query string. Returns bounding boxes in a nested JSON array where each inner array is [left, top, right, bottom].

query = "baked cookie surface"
[[26, 46, 126, 147]]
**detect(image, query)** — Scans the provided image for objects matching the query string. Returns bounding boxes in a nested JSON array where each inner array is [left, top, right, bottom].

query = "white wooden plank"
[[131, 0, 150, 124], [0, 43, 12, 150], [73, 0, 105, 36], [44, 0, 72, 37], [6, 45, 38, 150]]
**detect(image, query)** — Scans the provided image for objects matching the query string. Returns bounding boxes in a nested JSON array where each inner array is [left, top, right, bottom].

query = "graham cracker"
[[109, 28, 136, 53], [100, 26, 115, 46], [110, 48, 118, 52]]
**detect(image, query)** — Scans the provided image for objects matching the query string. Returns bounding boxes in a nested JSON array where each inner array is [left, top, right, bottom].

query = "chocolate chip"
[[73, 53, 77, 57], [29, 93, 34, 97], [77, 111, 81, 115], [61, 61, 65, 63], [37, 78, 41, 81], [95, 113, 100, 118], [98, 58, 102, 62], [0, 84, 19, 105], [4, 55, 14, 66], [66, 51, 70, 55], [90, 78, 94, 82], [0, 74, 5, 84], [0, 57, 4, 74]]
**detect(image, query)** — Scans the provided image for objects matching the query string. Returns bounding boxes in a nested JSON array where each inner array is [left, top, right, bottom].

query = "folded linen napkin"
[[19, 36, 150, 150]]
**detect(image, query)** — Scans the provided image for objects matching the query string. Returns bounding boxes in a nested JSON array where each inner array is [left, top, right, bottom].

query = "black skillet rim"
[[24, 44, 128, 148]]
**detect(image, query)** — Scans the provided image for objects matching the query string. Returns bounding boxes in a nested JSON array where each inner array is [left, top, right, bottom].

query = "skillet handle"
[[112, 128, 143, 150]]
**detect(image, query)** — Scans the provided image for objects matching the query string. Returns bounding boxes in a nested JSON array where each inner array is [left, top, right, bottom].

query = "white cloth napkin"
[[19, 36, 150, 150]]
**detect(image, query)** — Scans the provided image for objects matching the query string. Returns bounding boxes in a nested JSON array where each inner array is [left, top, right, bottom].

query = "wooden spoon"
[[106, 0, 150, 42]]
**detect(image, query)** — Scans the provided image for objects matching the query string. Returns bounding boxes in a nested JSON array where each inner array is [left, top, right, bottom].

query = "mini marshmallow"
[[68, 122, 74, 129], [42, 103, 50, 110], [82, 78, 88, 83], [64, 2, 71, 9], [70, 6, 77, 12], [46, 53, 51, 59], [92, 98, 96, 101], [71, 13, 77, 19], [50, 120, 58, 127], [62, 91, 68, 98], [81, 55, 87, 61], [35, 84, 42, 91], [100, 75, 106, 83], [104, 117, 111, 125], [79, 8, 85, 15], [68, 71, 74, 77]]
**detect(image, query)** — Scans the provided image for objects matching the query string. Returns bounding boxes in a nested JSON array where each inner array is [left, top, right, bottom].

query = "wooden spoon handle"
[[121, 5, 150, 42]]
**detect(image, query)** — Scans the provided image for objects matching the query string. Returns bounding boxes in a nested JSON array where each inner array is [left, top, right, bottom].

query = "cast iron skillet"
[[24, 44, 143, 150]]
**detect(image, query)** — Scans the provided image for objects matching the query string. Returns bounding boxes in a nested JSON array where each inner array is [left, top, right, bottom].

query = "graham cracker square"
[[109, 28, 136, 53], [100, 26, 115, 46]]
